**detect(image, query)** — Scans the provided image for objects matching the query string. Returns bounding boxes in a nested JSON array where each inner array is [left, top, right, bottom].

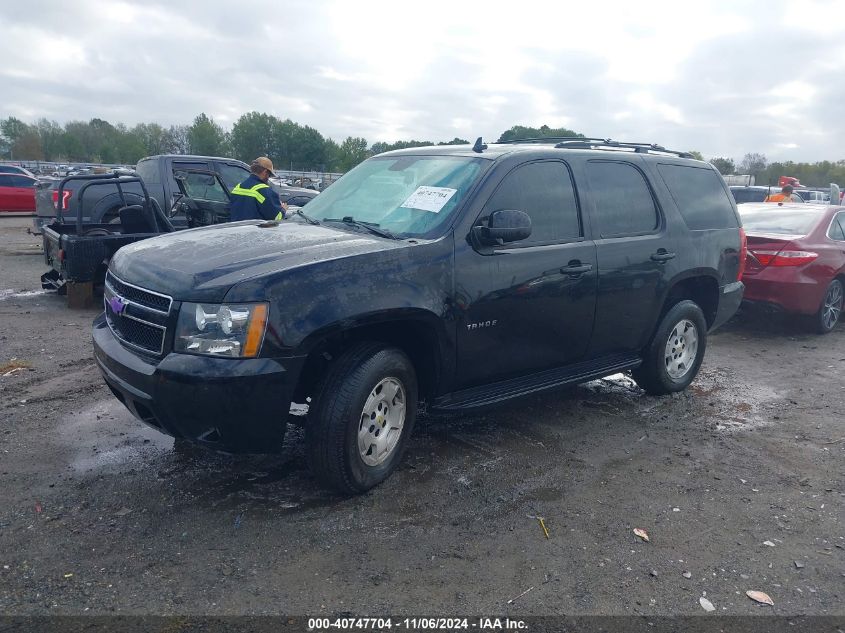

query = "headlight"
[[176, 302, 268, 358]]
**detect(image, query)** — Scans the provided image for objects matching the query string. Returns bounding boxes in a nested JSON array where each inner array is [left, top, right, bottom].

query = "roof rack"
[[496, 137, 693, 158]]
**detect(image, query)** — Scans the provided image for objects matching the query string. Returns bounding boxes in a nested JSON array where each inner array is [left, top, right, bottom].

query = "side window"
[[657, 163, 738, 230], [586, 161, 659, 237], [829, 214, 845, 241], [172, 161, 211, 183], [217, 163, 250, 190], [0, 175, 13, 187], [483, 161, 581, 244], [10, 175, 35, 187], [182, 173, 228, 202], [135, 159, 159, 185]]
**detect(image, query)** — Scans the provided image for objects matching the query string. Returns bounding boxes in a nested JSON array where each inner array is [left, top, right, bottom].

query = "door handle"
[[650, 250, 676, 262], [562, 262, 593, 275]]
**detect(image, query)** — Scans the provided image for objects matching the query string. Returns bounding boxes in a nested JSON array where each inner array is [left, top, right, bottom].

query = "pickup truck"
[[42, 169, 234, 306], [33, 154, 250, 234], [93, 138, 745, 494]]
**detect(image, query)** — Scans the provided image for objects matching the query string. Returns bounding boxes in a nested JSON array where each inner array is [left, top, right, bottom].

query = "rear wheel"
[[305, 343, 417, 494], [816, 279, 843, 334], [632, 300, 708, 395]]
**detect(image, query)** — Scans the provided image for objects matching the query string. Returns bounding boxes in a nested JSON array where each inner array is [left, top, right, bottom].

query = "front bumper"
[[711, 281, 744, 330], [93, 313, 306, 453]]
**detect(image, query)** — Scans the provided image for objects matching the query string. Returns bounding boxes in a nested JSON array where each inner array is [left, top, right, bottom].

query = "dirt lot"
[[0, 216, 843, 619]]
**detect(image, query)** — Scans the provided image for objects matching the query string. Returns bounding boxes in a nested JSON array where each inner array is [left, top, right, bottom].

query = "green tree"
[[438, 137, 469, 145], [230, 111, 277, 162], [132, 123, 169, 157], [336, 136, 369, 171], [687, 150, 704, 161], [738, 152, 767, 178], [187, 113, 228, 156], [1, 117, 42, 160], [164, 125, 190, 154], [710, 157, 735, 175], [497, 124, 583, 143]]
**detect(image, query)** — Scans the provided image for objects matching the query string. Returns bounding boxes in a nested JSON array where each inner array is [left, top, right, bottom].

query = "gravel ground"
[[0, 216, 843, 619]]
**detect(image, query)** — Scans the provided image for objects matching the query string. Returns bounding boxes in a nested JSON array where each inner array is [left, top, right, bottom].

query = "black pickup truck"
[[41, 169, 235, 305], [93, 138, 745, 493], [33, 154, 250, 234]]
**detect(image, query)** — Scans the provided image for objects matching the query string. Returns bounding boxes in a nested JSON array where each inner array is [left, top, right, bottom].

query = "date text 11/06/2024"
[[307, 617, 528, 631]]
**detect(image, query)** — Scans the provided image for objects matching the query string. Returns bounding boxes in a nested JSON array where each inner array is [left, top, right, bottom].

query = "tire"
[[632, 300, 708, 395], [815, 278, 843, 334], [306, 342, 417, 494]]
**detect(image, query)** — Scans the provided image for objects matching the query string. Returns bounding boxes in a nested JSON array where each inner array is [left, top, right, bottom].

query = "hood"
[[109, 220, 406, 302]]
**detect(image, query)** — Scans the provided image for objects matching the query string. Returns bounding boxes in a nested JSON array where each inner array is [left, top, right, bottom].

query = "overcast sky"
[[2, 0, 844, 162]]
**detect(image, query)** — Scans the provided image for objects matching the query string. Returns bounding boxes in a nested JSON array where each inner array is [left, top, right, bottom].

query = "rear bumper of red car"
[[742, 268, 826, 315]]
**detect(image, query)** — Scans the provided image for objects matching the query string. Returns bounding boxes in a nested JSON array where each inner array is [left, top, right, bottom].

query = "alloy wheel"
[[358, 377, 406, 466], [822, 281, 843, 331], [664, 319, 699, 380]]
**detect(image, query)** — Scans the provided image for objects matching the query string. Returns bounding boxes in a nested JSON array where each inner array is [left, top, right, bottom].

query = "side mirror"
[[474, 209, 532, 246], [173, 170, 187, 181]]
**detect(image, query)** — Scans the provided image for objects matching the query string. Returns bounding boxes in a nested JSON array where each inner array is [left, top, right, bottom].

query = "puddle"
[[0, 289, 51, 301], [59, 399, 175, 473], [58, 398, 332, 513]]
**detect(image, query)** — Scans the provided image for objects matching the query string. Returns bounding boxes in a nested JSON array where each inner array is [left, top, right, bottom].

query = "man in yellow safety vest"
[[229, 156, 286, 221]]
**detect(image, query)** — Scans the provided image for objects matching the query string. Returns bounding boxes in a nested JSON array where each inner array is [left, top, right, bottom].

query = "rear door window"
[[172, 161, 211, 179], [182, 173, 229, 202], [658, 164, 738, 229], [483, 160, 581, 245], [217, 163, 250, 190], [585, 161, 658, 237]]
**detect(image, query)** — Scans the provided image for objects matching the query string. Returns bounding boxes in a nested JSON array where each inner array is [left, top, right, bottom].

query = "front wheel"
[[632, 300, 708, 395], [816, 279, 843, 334], [306, 343, 417, 494]]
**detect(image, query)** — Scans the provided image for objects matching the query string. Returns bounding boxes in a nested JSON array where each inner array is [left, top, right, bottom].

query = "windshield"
[[301, 155, 488, 237], [739, 207, 824, 235]]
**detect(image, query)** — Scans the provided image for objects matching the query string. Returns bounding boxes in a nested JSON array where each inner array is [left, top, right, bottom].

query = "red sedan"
[[0, 173, 37, 215], [739, 203, 845, 333]]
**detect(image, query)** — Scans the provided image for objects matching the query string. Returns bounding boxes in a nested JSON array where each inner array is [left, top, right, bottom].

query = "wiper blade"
[[323, 216, 397, 239], [290, 208, 320, 225]]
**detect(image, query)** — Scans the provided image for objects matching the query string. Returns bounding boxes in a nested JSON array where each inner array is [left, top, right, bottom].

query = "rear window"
[[658, 164, 738, 229], [730, 187, 769, 204], [135, 159, 159, 185], [739, 207, 823, 236]]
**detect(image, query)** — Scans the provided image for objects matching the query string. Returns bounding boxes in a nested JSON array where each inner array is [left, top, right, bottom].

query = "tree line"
[[3, 114, 842, 185], [709, 153, 845, 188], [0, 115, 582, 173]]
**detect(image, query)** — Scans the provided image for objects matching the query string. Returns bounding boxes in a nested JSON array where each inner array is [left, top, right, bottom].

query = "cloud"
[[0, 0, 844, 161]]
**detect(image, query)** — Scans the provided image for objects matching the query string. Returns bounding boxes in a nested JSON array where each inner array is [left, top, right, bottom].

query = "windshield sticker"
[[400, 186, 457, 213]]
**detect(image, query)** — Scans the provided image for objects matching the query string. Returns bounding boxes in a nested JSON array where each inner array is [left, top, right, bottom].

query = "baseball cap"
[[252, 156, 275, 176]]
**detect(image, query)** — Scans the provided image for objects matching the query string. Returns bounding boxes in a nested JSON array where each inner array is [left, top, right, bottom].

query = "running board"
[[432, 353, 642, 411]]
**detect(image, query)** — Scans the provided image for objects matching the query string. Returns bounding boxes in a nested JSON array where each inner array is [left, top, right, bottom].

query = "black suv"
[[93, 138, 745, 493]]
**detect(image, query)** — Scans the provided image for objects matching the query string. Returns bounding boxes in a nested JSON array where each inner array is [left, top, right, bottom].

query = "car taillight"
[[52, 190, 72, 210], [750, 249, 818, 267], [737, 227, 747, 280]]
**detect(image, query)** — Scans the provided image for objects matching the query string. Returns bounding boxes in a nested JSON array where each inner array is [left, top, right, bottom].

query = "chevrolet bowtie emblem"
[[108, 296, 127, 315]]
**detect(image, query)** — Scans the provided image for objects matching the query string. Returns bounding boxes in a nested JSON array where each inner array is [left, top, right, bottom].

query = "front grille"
[[104, 272, 171, 356], [105, 271, 172, 313]]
